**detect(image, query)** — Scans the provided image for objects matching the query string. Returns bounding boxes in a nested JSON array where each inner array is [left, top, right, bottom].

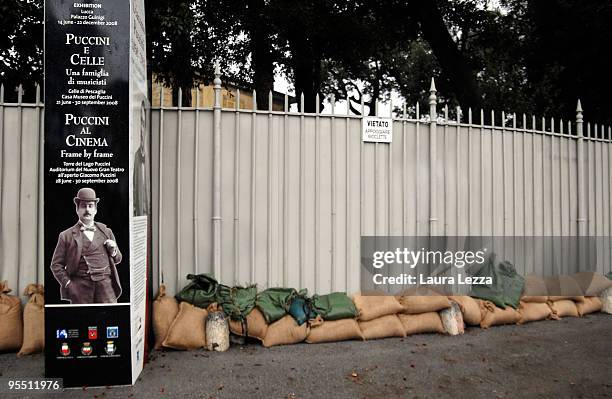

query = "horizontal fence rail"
[[1, 79, 612, 297]]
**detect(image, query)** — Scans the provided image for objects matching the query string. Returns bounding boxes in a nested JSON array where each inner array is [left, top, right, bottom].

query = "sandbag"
[[398, 288, 451, 314], [352, 294, 404, 321], [229, 308, 268, 341], [470, 254, 524, 309], [479, 300, 520, 329], [216, 284, 257, 321], [439, 302, 464, 335], [398, 312, 445, 335], [548, 299, 579, 318], [262, 315, 308, 347], [546, 275, 585, 302], [162, 302, 208, 350], [358, 315, 405, 340], [572, 272, 612, 297], [521, 275, 549, 303], [601, 287, 612, 315], [175, 273, 219, 309], [153, 284, 179, 350], [256, 288, 298, 324], [306, 319, 364, 343], [575, 296, 602, 316], [0, 281, 23, 353], [449, 296, 482, 326], [312, 292, 358, 320], [518, 301, 552, 324], [18, 284, 45, 356]]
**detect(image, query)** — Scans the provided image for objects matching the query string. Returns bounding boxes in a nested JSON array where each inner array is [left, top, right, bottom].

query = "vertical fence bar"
[[576, 101, 587, 239], [345, 95, 351, 291], [0, 85, 4, 268], [283, 93, 288, 286], [480, 109, 485, 235], [16, 86, 23, 288], [330, 94, 336, 291], [193, 87, 200, 275], [176, 87, 183, 291], [456, 107, 461, 236], [315, 93, 320, 292], [443, 104, 448, 235], [250, 90, 257, 283], [157, 86, 164, 284], [299, 93, 305, 289], [415, 102, 420, 235], [429, 79, 438, 235], [233, 90, 241, 284], [468, 108, 472, 235], [36, 85, 44, 283], [212, 67, 222, 279], [267, 90, 273, 287]]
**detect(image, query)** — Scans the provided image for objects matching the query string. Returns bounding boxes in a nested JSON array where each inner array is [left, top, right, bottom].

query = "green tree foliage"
[[0, 0, 43, 101]]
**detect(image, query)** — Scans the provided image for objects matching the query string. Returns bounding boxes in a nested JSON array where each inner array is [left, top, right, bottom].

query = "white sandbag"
[[601, 287, 612, 315], [439, 302, 464, 336]]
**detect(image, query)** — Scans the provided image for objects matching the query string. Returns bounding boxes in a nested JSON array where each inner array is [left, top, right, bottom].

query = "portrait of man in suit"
[[50, 187, 123, 304], [133, 100, 149, 216]]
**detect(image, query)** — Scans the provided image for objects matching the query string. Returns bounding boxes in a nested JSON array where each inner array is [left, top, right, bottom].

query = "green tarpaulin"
[[256, 288, 298, 323], [312, 292, 358, 320], [470, 254, 525, 309], [607, 272, 612, 280], [175, 273, 219, 308]]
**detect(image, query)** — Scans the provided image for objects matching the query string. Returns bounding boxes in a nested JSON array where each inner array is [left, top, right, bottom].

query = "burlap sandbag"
[[0, 281, 23, 353], [163, 302, 208, 350], [572, 272, 612, 297], [358, 315, 405, 340], [398, 292, 451, 314], [547, 275, 585, 302], [479, 300, 520, 329], [263, 315, 308, 347], [521, 275, 548, 303], [601, 287, 612, 315], [352, 294, 404, 321], [18, 284, 45, 356], [548, 299, 579, 318], [306, 318, 364, 343], [575, 296, 602, 316], [398, 312, 445, 336], [153, 284, 179, 350], [229, 308, 268, 341], [518, 301, 552, 324], [449, 296, 482, 326]]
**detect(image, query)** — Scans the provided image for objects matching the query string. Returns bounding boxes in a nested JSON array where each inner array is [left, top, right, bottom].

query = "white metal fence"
[[1, 74, 612, 297]]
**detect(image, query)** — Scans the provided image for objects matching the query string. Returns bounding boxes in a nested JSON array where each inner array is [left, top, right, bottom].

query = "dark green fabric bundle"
[[607, 272, 612, 280], [470, 254, 525, 309], [256, 288, 298, 323], [312, 292, 358, 320], [216, 285, 258, 321], [175, 273, 219, 308]]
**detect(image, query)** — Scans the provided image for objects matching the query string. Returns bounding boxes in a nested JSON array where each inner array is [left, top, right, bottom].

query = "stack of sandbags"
[[397, 288, 450, 336], [153, 284, 179, 350], [0, 281, 23, 353], [521, 275, 549, 304], [351, 294, 407, 340], [161, 297, 209, 350], [478, 300, 520, 329], [449, 296, 483, 326], [306, 318, 364, 343], [18, 284, 45, 356], [546, 275, 584, 319]]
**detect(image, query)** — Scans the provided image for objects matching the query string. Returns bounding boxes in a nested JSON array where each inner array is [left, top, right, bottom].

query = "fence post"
[[576, 100, 587, 235], [212, 63, 222, 278], [429, 78, 438, 235]]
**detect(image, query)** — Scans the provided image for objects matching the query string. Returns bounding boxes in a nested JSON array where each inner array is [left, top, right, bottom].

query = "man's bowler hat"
[[74, 187, 100, 205]]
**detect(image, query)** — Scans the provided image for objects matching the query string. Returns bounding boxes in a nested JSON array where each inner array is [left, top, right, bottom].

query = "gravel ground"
[[1, 313, 611, 399]]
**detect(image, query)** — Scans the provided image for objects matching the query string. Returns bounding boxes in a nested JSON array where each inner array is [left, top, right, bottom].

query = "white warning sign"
[[362, 117, 393, 143]]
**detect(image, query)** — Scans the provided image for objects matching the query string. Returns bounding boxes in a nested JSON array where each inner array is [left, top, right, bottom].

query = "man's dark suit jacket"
[[50, 221, 123, 302]]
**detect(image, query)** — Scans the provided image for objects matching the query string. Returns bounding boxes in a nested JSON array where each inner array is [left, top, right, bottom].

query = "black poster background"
[[44, 0, 132, 386]]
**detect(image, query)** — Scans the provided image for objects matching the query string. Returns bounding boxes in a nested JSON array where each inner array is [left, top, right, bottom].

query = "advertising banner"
[[44, 0, 149, 387]]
